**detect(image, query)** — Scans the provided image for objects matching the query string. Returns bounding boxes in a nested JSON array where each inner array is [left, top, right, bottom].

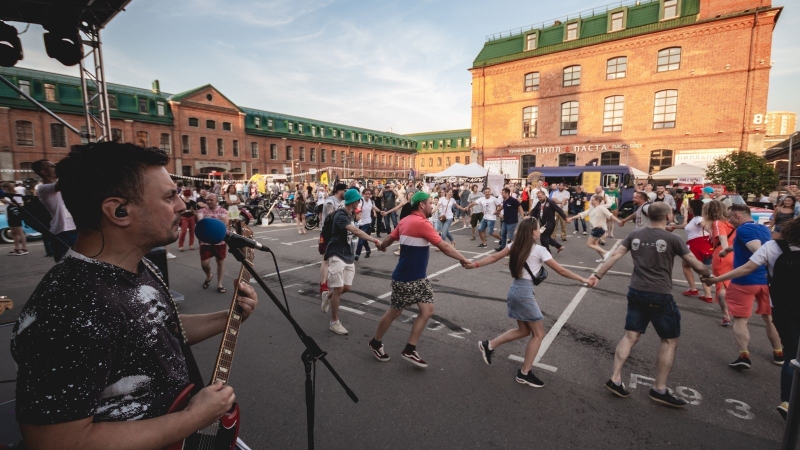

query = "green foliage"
[[705, 151, 779, 198]]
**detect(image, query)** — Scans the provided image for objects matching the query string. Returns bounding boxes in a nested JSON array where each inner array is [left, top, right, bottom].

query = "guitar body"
[[164, 221, 253, 450], [164, 384, 240, 450]]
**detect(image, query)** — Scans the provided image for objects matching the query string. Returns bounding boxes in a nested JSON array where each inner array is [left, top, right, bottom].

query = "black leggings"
[[539, 223, 563, 253]]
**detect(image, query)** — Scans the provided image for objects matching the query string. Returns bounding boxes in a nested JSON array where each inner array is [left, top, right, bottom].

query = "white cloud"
[[165, 0, 334, 28]]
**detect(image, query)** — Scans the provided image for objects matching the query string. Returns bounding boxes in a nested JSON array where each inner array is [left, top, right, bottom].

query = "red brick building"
[[0, 67, 418, 183], [470, 0, 782, 177]]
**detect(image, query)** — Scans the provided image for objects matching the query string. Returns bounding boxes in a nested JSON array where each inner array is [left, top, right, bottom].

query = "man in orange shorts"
[[723, 205, 782, 370]]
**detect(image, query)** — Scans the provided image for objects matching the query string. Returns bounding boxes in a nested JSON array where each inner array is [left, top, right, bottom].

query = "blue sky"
[[10, 0, 799, 134]]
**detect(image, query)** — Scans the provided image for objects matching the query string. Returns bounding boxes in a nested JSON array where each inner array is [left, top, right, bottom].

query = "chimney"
[[554, 20, 562, 26], [151, 80, 160, 94]]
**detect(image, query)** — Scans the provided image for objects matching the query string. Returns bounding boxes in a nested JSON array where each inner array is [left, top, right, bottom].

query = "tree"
[[705, 151, 779, 198]]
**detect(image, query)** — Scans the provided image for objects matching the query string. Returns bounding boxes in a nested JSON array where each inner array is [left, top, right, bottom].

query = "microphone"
[[195, 218, 271, 252]]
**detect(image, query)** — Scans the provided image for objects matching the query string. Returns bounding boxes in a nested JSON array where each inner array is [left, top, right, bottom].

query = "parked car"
[[0, 209, 42, 244]]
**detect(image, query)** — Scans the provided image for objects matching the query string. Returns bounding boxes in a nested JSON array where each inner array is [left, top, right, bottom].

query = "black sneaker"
[[354, 255, 359, 261], [515, 369, 544, 387], [774, 352, 785, 366], [365, 252, 371, 258], [478, 340, 493, 365], [401, 350, 428, 368], [369, 341, 390, 362], [605, 379, 630, 398], [648, 388, 687, 408], [729, 356, 752, 370], [478, 243, 488, 248], [494, 246, 504, 252]]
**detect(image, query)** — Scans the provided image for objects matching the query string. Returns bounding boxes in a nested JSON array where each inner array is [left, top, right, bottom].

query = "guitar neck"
[[211, 224, 255, 385]]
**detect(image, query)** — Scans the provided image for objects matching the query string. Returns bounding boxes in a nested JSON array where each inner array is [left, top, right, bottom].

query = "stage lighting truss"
[[0, 21, 23, 67], [76, 24, 113, 144]]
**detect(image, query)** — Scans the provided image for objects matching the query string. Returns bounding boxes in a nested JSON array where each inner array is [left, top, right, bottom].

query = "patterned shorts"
[[390, 278, 434, 310]]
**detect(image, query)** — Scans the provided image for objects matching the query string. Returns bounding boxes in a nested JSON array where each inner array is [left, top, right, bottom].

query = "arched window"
[[657, 47, 681, 72], [600, 151, 620, 166], [653, 90, 678, 129], [563, 65, 581, 87], [559, 154, 576, 166], [524, 72, 540, 92], [522, 106, 538, 138], [15, 120, 34, 146], [649, 149, 674, 173], [560, 101, 579, 135], [606, 57, 627, 79]]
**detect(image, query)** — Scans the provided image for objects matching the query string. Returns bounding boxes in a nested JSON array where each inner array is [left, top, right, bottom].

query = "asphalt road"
[[0, 218, 789, 449]]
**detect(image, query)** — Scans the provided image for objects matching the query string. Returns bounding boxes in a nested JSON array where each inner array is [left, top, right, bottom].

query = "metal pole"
[[92, 26, 113, 142], [78, 50, 94, 143], [787, 133, 795, 188]]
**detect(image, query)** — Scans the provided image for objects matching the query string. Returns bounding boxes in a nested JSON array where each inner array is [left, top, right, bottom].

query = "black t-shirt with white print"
[[11, 250, 190, 424]]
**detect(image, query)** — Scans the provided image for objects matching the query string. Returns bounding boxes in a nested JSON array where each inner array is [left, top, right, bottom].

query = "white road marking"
[[507, 355, 559, 373], [558, 264, 693, 285], [339, 305, 365, 315], [528, 239, 624, 368], [281, 237, 318, 245], [250, 261, 322, 282]]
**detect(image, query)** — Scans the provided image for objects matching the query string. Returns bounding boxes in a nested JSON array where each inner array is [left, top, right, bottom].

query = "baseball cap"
[[703, 186, 715, 194], [344, 189, 362, 205], [333, 183, 348, 193]]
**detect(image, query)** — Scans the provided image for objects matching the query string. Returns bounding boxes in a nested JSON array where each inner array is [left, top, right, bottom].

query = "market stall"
[[425, 163, 506, 196]]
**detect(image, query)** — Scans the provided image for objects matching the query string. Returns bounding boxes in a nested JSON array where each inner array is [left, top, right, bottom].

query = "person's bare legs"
[[374, 307, 404, 341], [328, 285, 350, 323], [489, 321, 530, 349], [201, 258, 213, 284], [654, 338, 679, 391], [215, 258, 225, 289], [587, 236, 606, 258], [408, 302, 434, 346], [611, 331, 641, 384], [682, 260, 696, 292], [12, 227, 24, 252], [763, 314, 783, 350], [521, 321, 546, 374], [717, 287, 730, 321], [732, 317, 750, 353], [479, 229, 487, 245], [609, 210, 618, 238]]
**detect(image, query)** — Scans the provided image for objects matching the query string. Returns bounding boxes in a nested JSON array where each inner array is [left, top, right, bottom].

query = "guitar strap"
[[142, 258, 206, 393]]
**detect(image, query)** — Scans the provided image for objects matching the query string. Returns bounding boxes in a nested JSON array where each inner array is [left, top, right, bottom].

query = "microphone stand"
[[227, 245, 358, 450]]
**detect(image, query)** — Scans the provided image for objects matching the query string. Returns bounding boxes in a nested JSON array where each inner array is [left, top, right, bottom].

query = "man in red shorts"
[[722, 204, 783, 369], [197, 193, 230, 293]]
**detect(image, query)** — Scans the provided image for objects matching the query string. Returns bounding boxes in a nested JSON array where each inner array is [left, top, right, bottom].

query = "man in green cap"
[[368, 191, 470, 367], [322, 188, 383, 335]]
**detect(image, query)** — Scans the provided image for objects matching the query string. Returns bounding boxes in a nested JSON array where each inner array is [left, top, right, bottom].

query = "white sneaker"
[[321, 291, 330, 313], [166, 253, 177, 259], [582, 231, 588, 235], [394, 249, 400, 256], [329, 320, 348, 335], [573, 231, 578, 234], [603, 251, 611, 261]]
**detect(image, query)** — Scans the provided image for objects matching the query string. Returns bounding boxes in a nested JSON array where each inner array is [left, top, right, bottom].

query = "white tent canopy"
[[426, 163, 488, 178], [650, 163, 706, 180], [628, 166, 649, 179]]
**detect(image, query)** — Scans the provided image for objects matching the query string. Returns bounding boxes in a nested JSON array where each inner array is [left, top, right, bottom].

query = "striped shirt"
[[390, 211, 443, 282]]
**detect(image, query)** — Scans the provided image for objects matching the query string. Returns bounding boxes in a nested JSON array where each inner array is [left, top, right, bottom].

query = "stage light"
[[42, 25, 82, 66], [0, 21, 23, 67]]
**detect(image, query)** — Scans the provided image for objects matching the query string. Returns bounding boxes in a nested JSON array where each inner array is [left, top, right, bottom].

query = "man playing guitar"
[[11, 142, 259, 450]]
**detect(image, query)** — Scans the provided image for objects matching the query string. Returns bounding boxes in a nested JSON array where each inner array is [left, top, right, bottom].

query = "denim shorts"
[[507, 278, 543, 322], [478, 219, 496, 234], [624, 287, 681, 339], [590, 227, 605, 238]]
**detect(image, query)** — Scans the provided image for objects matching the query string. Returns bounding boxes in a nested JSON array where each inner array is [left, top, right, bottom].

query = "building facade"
[[0, 67, 418, 183], [409, 129, 474, 177], [469, 0, 782, 177], [763, 111, 797, 151]]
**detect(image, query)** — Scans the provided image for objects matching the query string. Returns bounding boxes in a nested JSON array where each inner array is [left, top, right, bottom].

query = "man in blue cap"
[[321, 188, 383, 335]]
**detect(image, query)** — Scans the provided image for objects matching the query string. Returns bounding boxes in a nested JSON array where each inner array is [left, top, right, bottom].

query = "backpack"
[[318, 208, 344, 255], [769, 240, 800, 322]]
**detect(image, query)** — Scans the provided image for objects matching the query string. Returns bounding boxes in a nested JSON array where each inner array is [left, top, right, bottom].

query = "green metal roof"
[[241, 107, 418, 153], [473, 0, 705, 68], [406, 129, 472, 152], [0, 66, 174, 125]]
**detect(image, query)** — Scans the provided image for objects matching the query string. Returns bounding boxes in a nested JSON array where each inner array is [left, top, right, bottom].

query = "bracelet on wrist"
[[592, 273, 602, 279], [475, 261, 479, 268]]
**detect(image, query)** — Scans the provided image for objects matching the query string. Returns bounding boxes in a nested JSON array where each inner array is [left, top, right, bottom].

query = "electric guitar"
[[165, 221, 255, 450]]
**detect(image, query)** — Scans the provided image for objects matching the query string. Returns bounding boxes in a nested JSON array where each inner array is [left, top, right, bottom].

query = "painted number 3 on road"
[[630, 374, 754, 420]]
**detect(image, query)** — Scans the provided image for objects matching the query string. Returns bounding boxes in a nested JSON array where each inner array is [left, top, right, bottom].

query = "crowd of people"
[[4, 141, 800, 450]]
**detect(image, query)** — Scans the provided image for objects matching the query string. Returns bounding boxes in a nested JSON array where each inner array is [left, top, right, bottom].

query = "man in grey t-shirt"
[[588, 202, 709, 408]]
